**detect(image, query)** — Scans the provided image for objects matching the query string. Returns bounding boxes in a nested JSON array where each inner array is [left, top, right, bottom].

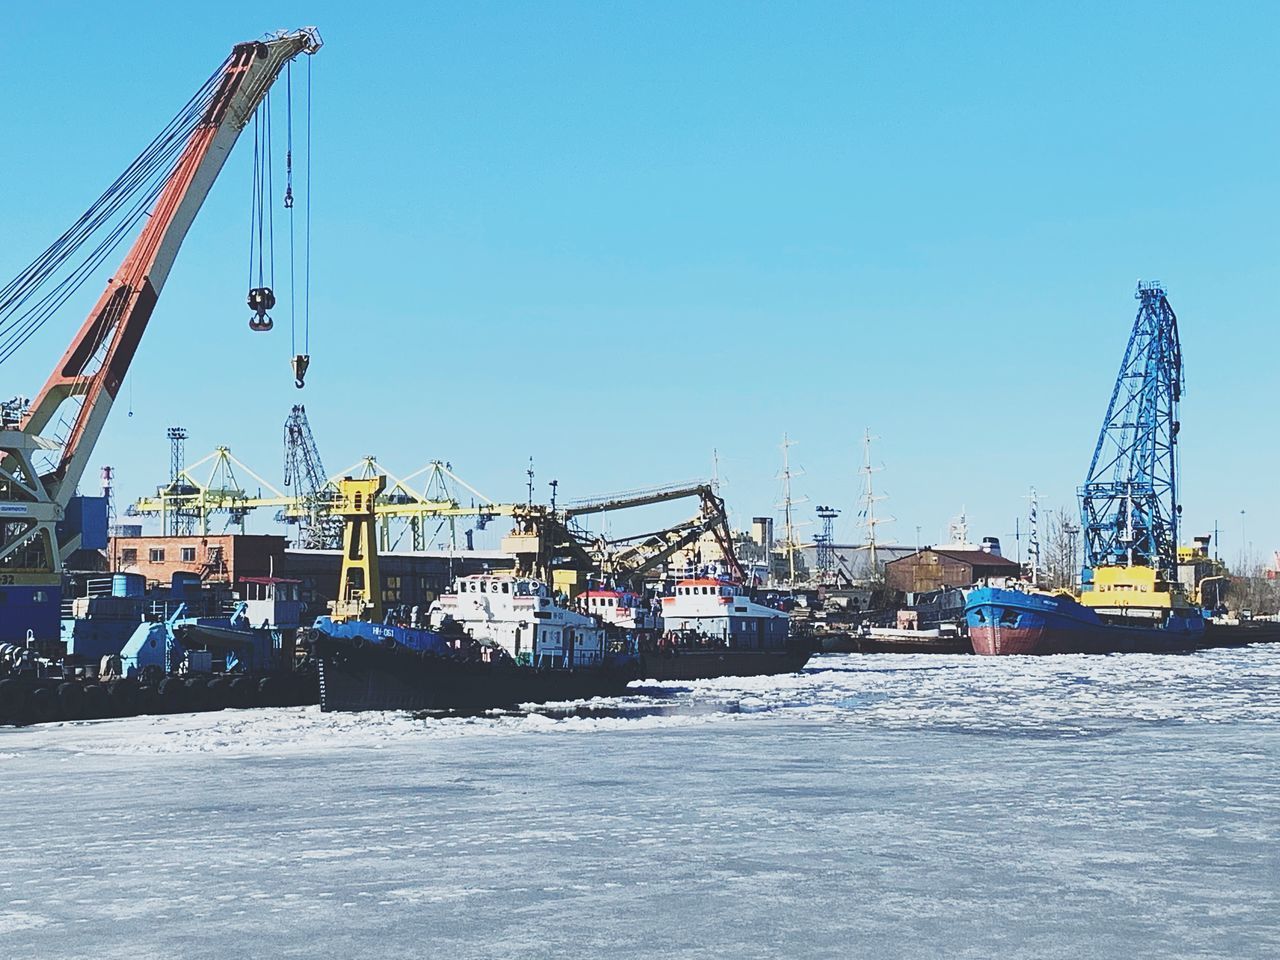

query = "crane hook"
[[292, 354, 310, 389], [248, 287, 276, 331]]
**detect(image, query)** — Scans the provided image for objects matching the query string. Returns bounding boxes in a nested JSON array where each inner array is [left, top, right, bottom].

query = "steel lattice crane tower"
[[1079, 281, 1184, 581], [283, 404, 341, 549], [814, 505, 839, 583]]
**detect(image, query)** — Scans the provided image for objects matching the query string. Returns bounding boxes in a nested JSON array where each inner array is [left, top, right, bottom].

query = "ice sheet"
[[1, 649, 1277, 959]]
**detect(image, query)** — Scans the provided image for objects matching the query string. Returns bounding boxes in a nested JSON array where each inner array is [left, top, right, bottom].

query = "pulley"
[[291, 353, 310, 389], [248, 287, 275, 331]]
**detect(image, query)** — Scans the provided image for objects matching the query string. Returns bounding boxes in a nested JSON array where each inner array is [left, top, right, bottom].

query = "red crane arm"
[[22, 29, 322, 507]]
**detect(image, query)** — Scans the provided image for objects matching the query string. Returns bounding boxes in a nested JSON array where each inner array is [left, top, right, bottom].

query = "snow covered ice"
[[2, 648, 1278, 959]]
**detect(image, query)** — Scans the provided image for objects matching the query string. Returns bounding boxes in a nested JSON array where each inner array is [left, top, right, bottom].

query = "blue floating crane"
[[1079, 281, 1184, 581]]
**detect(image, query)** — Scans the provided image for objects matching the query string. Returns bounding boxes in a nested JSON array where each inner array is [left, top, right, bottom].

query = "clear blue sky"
[[1, 2, 1276, 561]]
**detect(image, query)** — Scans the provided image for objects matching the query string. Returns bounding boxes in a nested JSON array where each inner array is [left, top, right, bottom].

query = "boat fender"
[[351, 636, 367, 650]]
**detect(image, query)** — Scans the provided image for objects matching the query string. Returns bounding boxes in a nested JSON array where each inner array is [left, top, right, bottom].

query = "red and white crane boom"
[[0, 28, 320, 642], [23, 28, 322, 507]]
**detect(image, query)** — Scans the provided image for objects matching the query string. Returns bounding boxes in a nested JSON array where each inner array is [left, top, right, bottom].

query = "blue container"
[[112, 572, 146, 598]]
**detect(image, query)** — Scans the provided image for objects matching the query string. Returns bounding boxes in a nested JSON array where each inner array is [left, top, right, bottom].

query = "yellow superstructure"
[[1079, 565, 1195, 616], [329, 476, 386, 624]]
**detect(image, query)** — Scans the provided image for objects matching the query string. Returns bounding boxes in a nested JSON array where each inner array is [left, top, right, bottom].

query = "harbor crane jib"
[[1079, 281, 1184, 581], [0, 29, 322, 643], [1075, 280, 1195, 619]]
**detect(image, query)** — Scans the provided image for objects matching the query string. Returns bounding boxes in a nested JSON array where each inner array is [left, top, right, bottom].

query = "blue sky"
[[1, 2, 1276, 561]]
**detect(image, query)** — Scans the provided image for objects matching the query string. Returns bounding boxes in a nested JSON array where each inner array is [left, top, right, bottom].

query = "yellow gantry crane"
[[329, 475, 385, 623], [132, 451, 514, 550], [132, 436, 745, 594]]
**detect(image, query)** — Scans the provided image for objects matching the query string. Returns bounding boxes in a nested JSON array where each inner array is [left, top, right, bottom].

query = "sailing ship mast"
[[781, 434, 797, 586], [860, 428, 893, 578]]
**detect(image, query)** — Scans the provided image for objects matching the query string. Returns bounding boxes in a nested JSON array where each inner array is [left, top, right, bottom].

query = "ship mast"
[[1026, 485, 1040, 586], [860, 428, 892, 577], [781, 434, 797, 586]]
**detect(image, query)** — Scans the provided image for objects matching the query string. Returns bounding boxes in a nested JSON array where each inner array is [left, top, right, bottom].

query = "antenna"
[[1025, 486, 1040, 585], [101, 465, 115, 531], [526, 457, 535, 507], [102, 466, 116, 570]]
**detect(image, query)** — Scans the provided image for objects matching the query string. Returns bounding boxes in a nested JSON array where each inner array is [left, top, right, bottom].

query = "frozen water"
[[1, 648, 1278, 959]]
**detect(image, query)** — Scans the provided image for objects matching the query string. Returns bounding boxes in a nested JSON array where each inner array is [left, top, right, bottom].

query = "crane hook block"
[[248, 287, 276, 331], [292, 354, 310, 389]]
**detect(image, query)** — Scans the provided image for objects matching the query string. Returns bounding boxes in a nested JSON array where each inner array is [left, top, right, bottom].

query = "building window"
[[180, 547, 196, 562], [149, 548, 165, 563], [121, 548, 138, 563]]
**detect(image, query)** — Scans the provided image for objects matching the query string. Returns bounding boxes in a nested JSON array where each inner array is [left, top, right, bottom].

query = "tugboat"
[[308, 477, 639, 712], [645, 577, 812, 680]]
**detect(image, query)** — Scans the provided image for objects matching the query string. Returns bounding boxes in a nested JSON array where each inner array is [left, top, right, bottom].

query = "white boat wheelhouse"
[[660, 578, 789, 649], [428, 574, 607, 668]]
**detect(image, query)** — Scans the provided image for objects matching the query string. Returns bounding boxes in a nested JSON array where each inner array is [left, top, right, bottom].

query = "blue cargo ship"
[[966, 573, 1204, 656]]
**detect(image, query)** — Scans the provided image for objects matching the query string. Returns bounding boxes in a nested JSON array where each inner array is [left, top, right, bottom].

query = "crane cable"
[[290, 56, 314, 388], [305, 54, 313, 360], [246, 91, 276, 331], [0, 59, 227, 368], [286, 59, 296, 362]]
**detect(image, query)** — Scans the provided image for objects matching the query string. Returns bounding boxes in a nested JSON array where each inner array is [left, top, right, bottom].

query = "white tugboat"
[[576, 587, 660, 632], [309, 478, 640, 713], [644, 578, 810, 681], [429, 574, 611, 669]]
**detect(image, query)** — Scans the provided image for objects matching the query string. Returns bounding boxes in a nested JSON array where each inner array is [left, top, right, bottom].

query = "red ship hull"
[[966, 587, 1204, 656]]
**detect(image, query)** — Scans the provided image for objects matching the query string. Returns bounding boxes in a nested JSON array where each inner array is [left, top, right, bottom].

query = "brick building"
[[109, 534, 287, 587], [884, 548, 1022, 595], [106, 534, 513, 619]]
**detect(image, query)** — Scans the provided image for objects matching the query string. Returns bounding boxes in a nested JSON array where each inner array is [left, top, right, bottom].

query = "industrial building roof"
[[892, 548, 1021, 568]]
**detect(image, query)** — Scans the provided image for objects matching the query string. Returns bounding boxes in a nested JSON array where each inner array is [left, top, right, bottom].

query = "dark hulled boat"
[[311, 624, 636, 712], [311, 477, 642, 714], [640, 577, 812, 679], [638, 646, 812, 682]]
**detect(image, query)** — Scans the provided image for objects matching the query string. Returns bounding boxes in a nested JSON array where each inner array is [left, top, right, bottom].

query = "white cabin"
[[428, 574, 606, 669], [576, 589, 659, 631], [660, 578, 789, 649]]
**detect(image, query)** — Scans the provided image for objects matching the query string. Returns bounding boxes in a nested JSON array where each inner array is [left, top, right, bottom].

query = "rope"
[[286, 60, 297, 356], [265, 91, 275, 290], [305, 53, 312, 355], [247, 112, 262, 290], [0, 57, 227, 368]]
